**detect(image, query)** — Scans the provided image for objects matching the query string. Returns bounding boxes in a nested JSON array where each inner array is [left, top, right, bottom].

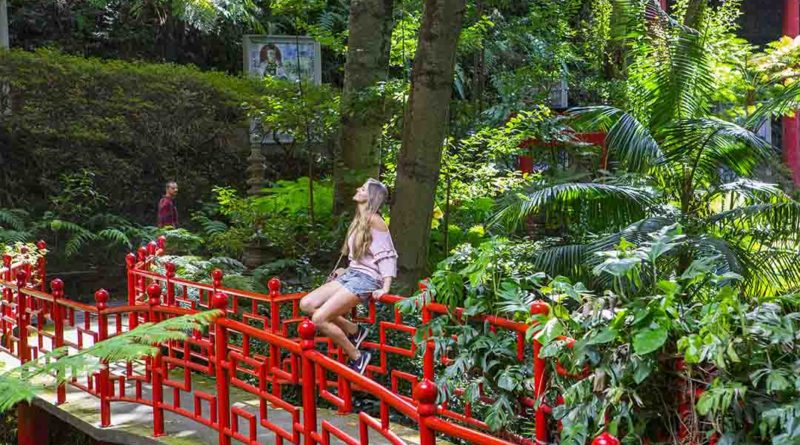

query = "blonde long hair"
[[342, 179, 389, 260]]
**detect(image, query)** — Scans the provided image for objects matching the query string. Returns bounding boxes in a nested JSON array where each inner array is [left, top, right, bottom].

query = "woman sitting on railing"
[[299, 178, 397, 374]]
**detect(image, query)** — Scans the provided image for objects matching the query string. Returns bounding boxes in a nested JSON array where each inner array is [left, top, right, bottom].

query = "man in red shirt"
[[157, 181, 179, 228]]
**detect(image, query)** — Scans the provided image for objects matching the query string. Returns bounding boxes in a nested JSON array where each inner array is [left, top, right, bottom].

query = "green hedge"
[[0, 48, 263, 222]]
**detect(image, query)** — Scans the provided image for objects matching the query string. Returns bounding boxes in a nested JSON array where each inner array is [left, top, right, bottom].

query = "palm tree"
[[495, 0, 800, 297]]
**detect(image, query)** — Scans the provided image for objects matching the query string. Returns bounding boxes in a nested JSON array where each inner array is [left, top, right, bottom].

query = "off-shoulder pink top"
[[347, 229, 398, 281]]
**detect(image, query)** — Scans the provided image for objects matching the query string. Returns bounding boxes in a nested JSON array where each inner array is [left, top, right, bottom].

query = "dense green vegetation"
[[2, 0, 800, 444]]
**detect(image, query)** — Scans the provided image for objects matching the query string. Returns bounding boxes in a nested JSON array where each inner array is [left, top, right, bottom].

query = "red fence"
[[0, 238, 615, 445]]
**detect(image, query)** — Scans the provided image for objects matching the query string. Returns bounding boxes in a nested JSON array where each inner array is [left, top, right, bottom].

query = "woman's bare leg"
[[300, 282, 358, 336], [299, 281, 340, 314], [311, 288, 362, 360], [334, 316, 358, 336]]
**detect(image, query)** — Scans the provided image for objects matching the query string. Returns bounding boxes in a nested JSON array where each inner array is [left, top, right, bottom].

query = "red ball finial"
[[146, 283, 162, 305], [125, 252, 136, 268], [2, 254, 11, 267], [414, 379, 438, 405], [592, 432, 620, 445], [299, 319, 316, 349], [165, 262, 176, 278], [211, 269, 223, 289], [299, 319, 316, 340], [418, 280, 428, 293], [137, 246, 147, 261], [530, 300, 550, 316], [267, 277, 281, 295], [36, 240, 47, 251], [156, 235, 167, 249], [211, 292, 229, 310], [95, 289, 109, 310], [50, 278, 64, 293], [146, 241, 157, 256], [15, 269, 28, 285]]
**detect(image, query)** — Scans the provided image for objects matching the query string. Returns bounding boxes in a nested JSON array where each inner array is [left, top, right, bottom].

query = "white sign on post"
[[243, 35, 322, 145]]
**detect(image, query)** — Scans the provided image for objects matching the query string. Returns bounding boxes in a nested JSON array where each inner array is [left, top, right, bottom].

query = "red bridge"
[[0, 238, 615, 445]]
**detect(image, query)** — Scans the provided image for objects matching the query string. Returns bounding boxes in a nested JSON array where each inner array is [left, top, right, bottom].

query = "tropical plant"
[[494, 0, 800, 297], [531, 225, 800, 445]]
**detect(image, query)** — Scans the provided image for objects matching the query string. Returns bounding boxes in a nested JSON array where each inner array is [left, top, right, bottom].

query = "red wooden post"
[[36, 240, 47, 292], [51, 278, 66, 405], [298, 319, 318, 445], [212, 291, 231, 445], [125, 253, 139, 332], [156, 235, 167, 253], [212, 268, 223, 291], [147, 284, 165, 436], [16, 269, 29, 362], [17, 402, 50, 445], [165, 262, 176, 306], [785, 0, 800, 185], [531, 301, 550, 444], [518, 155, 534, 174], [95, 289, 111, 427], [414, 380, 438, 445], [146, 283, 162, 323], [3, 255, 13, 347], [268, 277, 283, 400], [419, 281, 435, 381]]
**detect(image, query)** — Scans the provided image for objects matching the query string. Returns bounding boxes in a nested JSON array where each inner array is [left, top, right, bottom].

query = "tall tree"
[[390, 0, 466, 292], [333, 0, 394, 214]]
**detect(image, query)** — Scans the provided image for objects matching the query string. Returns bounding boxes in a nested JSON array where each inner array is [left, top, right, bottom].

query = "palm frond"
[[711, 179, 788, 201], [738, 248, 800, 297], [493, 181, 653, 231], [662, 118, 771, 178], [709, 201, 800, 243], [569, 106, 664, 172], [531, 245, 588, 280], [746, 80, 800, 128], [644, 18, 716, 127], [532, 217, 675, 287], [690, 235, 743, 278]]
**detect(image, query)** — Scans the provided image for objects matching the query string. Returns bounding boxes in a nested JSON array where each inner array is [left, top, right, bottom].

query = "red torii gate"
[[517, 131, 608, 174]]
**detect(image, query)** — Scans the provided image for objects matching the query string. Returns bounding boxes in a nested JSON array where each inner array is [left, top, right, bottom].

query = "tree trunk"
[[389, 0, 466, 293], [683, 0, 706, 28], [333, 0, 394, 214]]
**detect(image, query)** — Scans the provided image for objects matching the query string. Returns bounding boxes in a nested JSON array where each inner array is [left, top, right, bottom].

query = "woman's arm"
[[373, 277, 392, 299]]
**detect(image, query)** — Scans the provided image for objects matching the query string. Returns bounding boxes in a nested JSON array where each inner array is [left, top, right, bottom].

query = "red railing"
[[1, 237, 615, 445]]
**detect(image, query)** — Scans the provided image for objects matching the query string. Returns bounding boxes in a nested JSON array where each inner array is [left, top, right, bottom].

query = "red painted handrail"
[[0, 237, 615, 445]]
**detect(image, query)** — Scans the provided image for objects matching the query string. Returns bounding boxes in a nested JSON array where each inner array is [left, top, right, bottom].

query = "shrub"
[[0, 48, 263, 222]]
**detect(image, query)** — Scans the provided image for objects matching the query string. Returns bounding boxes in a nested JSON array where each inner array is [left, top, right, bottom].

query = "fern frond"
[[0, 311, 222, 412], [98, 228, 132, 249]]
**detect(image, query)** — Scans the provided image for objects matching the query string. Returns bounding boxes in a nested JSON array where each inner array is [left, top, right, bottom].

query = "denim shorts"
[[336, 269, 381, 303]]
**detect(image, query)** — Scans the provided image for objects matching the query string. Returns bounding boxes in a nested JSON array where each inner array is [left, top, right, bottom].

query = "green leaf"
[[587, 327, 617, 345], [632, 358, 653, 384], [633, 325, 668, 355]]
